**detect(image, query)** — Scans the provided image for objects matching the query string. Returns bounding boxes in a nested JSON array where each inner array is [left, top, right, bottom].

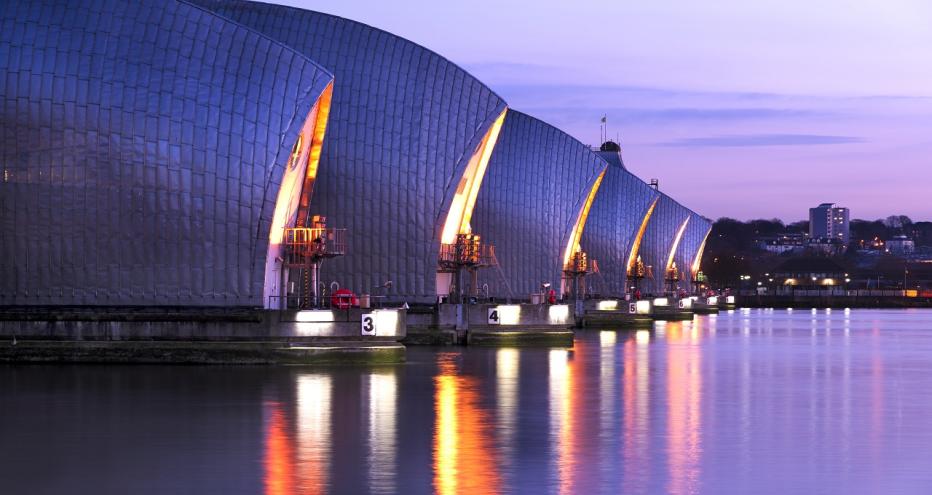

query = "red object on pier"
[[331, 289, 357, 309]]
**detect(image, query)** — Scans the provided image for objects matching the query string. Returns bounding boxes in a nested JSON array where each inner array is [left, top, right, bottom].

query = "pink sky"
[[284, 0, 932, 222]]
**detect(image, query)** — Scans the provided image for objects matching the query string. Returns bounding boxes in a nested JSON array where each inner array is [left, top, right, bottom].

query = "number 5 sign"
[[487, 307, 500, 325], [361, 313, 377, 336]]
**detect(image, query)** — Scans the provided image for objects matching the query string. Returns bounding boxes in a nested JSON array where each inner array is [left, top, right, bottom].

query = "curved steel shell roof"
[[580, 164, 659, 297], [195, 0, 508, 301], [471, 111, 606, 299], [675, 214, 713, 293], [0, 0, 333, 306], [639, 193, 692, 295]]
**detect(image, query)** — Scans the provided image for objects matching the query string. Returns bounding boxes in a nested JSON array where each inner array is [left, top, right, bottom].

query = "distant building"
[[887, 235, 915, 255], [773, 257, 848, 289], [807, 237, 846, 255], [756, 233, 807, 254], [809, 203, 850, 244]]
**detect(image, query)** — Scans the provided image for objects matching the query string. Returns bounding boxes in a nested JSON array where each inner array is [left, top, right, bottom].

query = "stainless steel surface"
[[0, 0, 333, 306], [196, 0, 508, 303], [472, 111, 606, 299]]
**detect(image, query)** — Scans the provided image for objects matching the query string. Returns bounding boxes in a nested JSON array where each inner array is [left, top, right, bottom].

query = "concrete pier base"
[[404, 303, 574, 346], [0, 306, 408, 364], [467, 330, 573, 347], [580, 299, 653, 329], [651, 306, 695, 321], [692, 300, 720, 314], [583, 311, 653, 328], [0, 340, 405, 365]]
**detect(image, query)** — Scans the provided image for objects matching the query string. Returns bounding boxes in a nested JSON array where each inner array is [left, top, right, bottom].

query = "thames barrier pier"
[[1, 0, 712, 361]]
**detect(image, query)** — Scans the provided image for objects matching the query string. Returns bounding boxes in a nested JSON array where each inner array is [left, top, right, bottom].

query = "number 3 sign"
[[361, 314, 377, 336]]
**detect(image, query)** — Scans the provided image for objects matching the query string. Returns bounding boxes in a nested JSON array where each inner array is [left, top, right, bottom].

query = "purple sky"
[[284, 0, 932, 222]]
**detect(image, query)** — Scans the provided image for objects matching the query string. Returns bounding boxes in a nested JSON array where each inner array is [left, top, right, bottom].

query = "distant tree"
[[911, 222, 932, 247], [786, 220, 809, 233], [850, 219, 889, 245], [884, 215, 912, 230]]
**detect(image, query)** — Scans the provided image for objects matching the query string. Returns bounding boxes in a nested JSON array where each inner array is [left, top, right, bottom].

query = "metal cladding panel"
[[640, 194, 691, 295], [471, 111, 606, 299], [196, 1, 508, 302], [595, 150, 626, 170], [0, 0, 332, 306], [580, 165, 659, 297], [675, 215, 713, 293]]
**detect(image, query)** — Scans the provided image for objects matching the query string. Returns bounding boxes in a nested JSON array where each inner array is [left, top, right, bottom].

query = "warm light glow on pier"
[[263, 85, 333, 308], [627, 197, 659, 276], [666, 216, 690, 277], [297, 81, 333, 224], [691, 226, 712, 276], [563, 167, 607, 266], [441, 109, 508, 244]]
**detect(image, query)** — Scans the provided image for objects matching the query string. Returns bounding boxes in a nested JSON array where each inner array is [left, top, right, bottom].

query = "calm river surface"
[[5, 309, 932, 494]]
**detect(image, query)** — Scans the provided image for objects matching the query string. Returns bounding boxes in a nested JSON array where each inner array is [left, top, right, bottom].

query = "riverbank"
[[737, 295, 932, 308]]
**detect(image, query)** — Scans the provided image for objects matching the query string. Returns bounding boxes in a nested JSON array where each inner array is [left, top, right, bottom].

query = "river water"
[[4, 309, 932, 494]]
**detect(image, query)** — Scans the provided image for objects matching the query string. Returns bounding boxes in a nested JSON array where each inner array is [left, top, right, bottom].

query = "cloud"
[[656, 134, 866, 147], [542, 107, 830, 123]]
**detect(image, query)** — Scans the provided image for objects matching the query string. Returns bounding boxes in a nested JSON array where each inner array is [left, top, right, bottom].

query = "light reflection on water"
[[5, 309, 932, 494]]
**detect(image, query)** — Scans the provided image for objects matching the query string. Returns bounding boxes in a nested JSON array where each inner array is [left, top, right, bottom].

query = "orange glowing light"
[[549, 346, 588, 495], [563, 167, 607, 267], [265, 405, 295, 495], [433, 356, 501, 495], [263, 84, 334, 308], [626, 197, 659, 276], [296, 81, 333, 225], [440, 109, 508, 244], [691, 226, 712, 277], [666, 216, 691, 276]]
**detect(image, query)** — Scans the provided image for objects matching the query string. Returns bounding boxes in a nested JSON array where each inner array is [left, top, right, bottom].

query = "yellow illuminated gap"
[[263, 85, 333, 308], [297, 81, 333, 226], [563, 167, 607, 266], [666, 216, 691, 275], [626, 197, 659, 276], [440, 108, 508, 244], [691, 226, 712, 277]]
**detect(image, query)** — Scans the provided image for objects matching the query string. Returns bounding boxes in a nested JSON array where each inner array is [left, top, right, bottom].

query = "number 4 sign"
[[487, 308, 500, 325], [361, 314, 377, 336]]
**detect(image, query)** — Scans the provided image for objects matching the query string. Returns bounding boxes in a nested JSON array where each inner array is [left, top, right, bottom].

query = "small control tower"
[[283, 215, 346, 308], [438, 233, 496, 303]]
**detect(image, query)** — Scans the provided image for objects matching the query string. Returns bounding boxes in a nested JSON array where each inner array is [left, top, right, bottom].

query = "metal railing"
[[564, 251, 595, 275], [283, 227, 347, 265], [438, 234, 496, 269], [267, 293, 389, 310]]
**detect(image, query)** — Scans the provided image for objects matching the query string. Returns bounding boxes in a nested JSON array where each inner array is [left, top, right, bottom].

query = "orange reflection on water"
[[666, 322, 703, 495], [264, 405, 295, 495], [263, 375, 332, 495], [550, 347, 587, 495], [621, 333, 651, 492], [434, 355, 501, 495]]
